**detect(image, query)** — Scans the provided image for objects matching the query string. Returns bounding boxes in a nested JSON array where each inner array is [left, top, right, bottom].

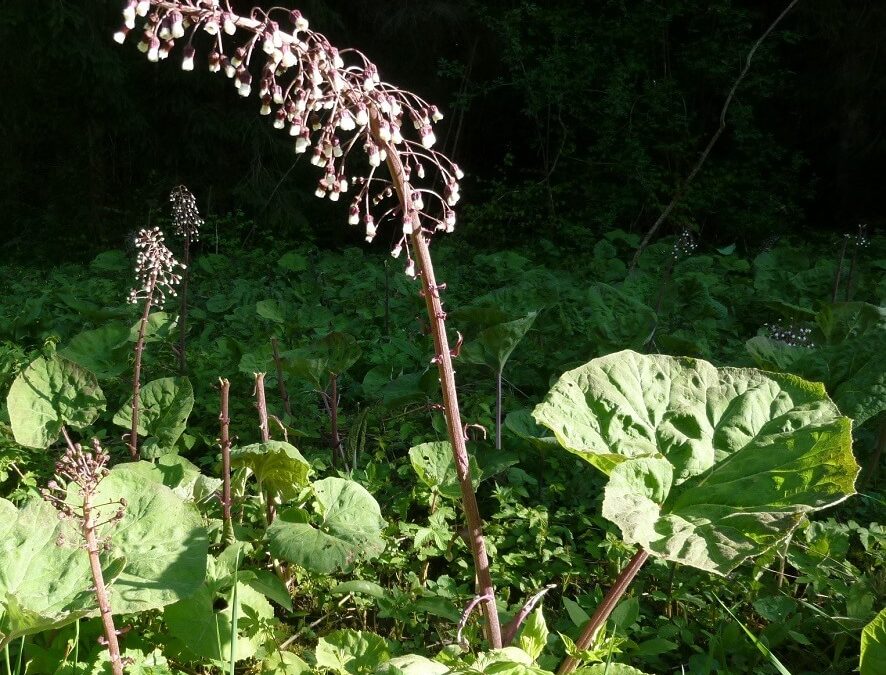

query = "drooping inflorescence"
[[170, 184, 203, 242], [129, 227, 185, 305], [115, 1, 463, 266]]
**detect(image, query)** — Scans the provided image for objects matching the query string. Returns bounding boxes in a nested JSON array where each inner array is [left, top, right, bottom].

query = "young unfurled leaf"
[[7, 354, 106, 449], [534, 350, 858, 575], [231, 440, 312, 501]]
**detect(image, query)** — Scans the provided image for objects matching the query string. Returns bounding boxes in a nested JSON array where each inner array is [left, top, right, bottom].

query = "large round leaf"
[[87, 463, 210, 613], [0, 464, 208, 646], [0, 498, 101, 648], [230, 441, 312, 501], [113, 377, 194, 456], [582, 283, 656, 355], [461, 312, 537, 374], [316, 629, 391, 674], [6, 354, 106, 449], [267, 477, 385, 574], [59, 324, 130, 379], [533, 350, 858, 575]]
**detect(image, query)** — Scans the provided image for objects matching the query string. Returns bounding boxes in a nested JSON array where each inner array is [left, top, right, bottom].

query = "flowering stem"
[[130, 278, 156, 460], [177, 237, 191, 373], [83, 495, 124, 675], [374, 113, 502, 648], [219, 377, 234, 544], [495, 369, 503, 450], [254, 372, 275, 523], [556, 549, 649, 674]]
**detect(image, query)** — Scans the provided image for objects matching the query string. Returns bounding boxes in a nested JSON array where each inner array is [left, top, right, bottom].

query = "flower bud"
[[181, 45, 195, 71]]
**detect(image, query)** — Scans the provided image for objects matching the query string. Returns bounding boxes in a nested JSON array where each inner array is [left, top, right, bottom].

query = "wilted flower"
[[129, 227, 184, 305]]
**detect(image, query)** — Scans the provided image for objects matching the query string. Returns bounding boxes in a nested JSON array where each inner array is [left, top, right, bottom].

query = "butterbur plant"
[[170, 185, 202, 373], [41, 439, 127, 675], [128, 227, 184, 459], [117, 0, 501, 645]]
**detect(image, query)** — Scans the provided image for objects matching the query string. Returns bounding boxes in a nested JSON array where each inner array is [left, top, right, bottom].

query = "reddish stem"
[[557, 549, 650, 674], [254, 372, 275, 523], [374, 112, 502, 648], [83, 496, 124, 675], [129, 279, 156, 460]]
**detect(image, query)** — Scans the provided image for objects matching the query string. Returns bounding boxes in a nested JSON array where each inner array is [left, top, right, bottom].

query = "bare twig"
[[630, 0, 803, 272]]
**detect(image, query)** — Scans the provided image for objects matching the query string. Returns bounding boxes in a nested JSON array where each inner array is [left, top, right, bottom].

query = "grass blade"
[[714, 594, 792, 675]]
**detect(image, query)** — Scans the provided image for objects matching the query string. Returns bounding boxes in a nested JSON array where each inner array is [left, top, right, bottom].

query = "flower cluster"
[[672, 229, 697, 260], [116, 1, 463, 268], [765, 322, 815, 348], [170, 185, 203, 242], [129, 227, 185, 305], [853, 223, 870, 248], [41, 440, 126, 532]]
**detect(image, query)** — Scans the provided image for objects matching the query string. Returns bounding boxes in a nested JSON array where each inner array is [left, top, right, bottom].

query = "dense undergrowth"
[[0, 221, 883, 674]]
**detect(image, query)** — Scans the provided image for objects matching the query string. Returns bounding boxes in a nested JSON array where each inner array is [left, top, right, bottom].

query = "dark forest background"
[[1, 0, 884, 260]]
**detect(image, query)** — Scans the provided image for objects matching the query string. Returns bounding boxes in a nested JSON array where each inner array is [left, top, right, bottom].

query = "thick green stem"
[[495, 369, 503, 450], [177, 238, 191, 374], [219, 378, 234, 544], [374, 112, 502, 648], [557, 549, 650, 674]]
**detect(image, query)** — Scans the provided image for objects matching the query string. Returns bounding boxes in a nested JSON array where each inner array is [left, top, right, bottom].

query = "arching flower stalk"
[[128, 227, 184, 459], [116, 0, 500, 646], [170, 185, 203, 373], [41, 438, 128, 675]]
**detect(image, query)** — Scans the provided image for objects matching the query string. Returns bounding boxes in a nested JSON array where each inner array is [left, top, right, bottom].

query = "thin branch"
[[630, 0, 803, 272]]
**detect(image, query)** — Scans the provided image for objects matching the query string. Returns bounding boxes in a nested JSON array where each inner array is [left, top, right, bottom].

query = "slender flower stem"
[[832, 236, 848, 303], [177, 238, 191, 373], [219, 378, 234, 544], [130, 280, 156, 460], [374, 112, 502, 648], [557, 549, 650, 674], [254, 373, 275, 524], [83, 498, 124, 675]]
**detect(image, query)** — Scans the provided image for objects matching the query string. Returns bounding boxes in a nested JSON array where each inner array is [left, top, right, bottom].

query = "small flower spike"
[[128, 227, 185, 305]]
